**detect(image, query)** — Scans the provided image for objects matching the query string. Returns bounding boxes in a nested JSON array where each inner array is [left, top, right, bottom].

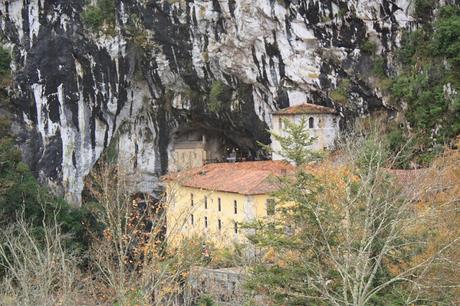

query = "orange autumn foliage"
[[410, 143, 460, 302]]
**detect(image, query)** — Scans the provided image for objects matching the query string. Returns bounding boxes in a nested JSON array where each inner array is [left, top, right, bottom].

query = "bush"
[[330, 89, 347, 104], [397, 32, 417, 65], [81, 0, 116, 31], [81, 5, 104, 30], [431, 5, 460, 67], [414, 0, 436, 19], [0, 46, 11, 88], [361, 39, 377, 54], [330, 79, 351, 105], [0, 137, 89, 252], [376, 77, 393, 91], [385, 127, 415, 168], [196, 294, 216, 306], [208, 80, 232, 112], [0, 47, 11, 76], [372, 58, 386, 78]]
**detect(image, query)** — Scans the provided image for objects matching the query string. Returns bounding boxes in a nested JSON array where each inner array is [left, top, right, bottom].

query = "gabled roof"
[[272, 103, 337, 115], [164, 161, 294, 195]]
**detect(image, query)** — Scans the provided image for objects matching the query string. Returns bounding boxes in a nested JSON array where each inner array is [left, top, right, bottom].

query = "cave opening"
[[170, 127, 267, 171]]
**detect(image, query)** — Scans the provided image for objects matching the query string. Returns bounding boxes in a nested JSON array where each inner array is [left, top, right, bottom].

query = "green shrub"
[[0, 46, 12, 88], [376, 77, 393, 91], [431, 5, 460, 67], [0, 137, 90, 252], [385, 127, 415, 168], [330, 90, 347, 104], [81, 5, 104, 30], [413, 0, 436, 19], [372, 58, 386, 78], [81, 0, 116, 31], [0, 115, 10, 135], [361, 39, 377, 54], [208, 80, 232, 112], [104, 136, 118, 164], [337, 7, 348, 17], [0, 46, 11, 76], [330, 79, 351, 105], [397, 31, 419, 65], [197, 294, 216, 306]]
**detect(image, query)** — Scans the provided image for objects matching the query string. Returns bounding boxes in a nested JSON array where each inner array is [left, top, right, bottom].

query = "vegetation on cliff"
[[388, 4, 460, 165], [81, 0, 116, 32]]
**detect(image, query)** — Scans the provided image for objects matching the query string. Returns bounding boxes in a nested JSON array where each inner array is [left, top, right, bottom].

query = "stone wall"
[[187, 266, 246, 305]]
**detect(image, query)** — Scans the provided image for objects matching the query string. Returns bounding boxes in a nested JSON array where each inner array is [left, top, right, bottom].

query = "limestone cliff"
[[0, 0, 434, 204]]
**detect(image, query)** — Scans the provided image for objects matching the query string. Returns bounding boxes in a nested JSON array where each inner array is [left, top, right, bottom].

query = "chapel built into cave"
[[271, 103, 340, 161]]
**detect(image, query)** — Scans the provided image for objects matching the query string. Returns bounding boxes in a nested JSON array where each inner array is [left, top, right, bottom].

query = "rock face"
[[0, 0, 422, 205]]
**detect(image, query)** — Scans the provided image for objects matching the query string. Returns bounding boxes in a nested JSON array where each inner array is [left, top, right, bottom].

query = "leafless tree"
[[85, 162, 202, 305], [0, 215, 84, 305]]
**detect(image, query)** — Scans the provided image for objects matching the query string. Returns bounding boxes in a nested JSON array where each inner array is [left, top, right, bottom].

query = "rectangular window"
[[190, 193, 194, 206], [266, 198, 276, 216], [218, 219, 222, 231], [191, 214, 194, 225], [234, 200, 237, 214], [204, 216, 208, 228], [234, 222, 238, 234], [204, 196, 208, 209], [218, 198, 221, 212]]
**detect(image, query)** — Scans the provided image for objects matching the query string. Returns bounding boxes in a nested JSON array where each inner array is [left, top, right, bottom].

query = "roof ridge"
[[272, 103, 337, 115]]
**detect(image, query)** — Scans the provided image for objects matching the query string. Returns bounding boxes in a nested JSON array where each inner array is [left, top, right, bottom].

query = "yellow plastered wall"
[[165, 181, 272, 248]]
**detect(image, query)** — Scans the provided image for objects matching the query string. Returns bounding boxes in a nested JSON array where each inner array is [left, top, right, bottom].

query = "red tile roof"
[[272, 103, 337, 115], [164, 161, 294, 195]]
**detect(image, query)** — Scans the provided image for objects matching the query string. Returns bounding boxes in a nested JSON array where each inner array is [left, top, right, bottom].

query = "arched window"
[[309, 117, 314, 129]]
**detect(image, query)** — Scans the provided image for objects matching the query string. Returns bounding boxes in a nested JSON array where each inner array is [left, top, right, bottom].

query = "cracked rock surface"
[[0, 0, 425, 205]]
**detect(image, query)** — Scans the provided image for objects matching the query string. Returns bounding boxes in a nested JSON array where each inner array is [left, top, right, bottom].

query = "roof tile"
[[272, 103, 337, 115], [164, 161, 294, 195]]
